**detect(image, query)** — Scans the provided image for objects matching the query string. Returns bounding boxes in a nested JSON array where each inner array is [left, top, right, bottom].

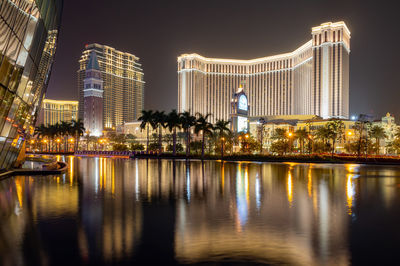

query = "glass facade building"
[[0, 0, 63, 170], [178, 22, 350, 123]]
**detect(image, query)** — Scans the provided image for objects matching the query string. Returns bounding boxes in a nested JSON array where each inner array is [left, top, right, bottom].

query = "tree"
[[238, 133, 261, 154], [295, 129, 308, 154], [59, 121, 71, 152], [326, 120, 345, 156], [190, 141, 203, 155], [270, 128, 289, 154], [270, 140, 289, 155], [180, 111, 196, 156], [271, 128, 287, 141], [71, 119, 85, 151], [194, 113, 213, 158], [166, 109, 181, 155], [213, 119, 231, 157], [153, 110, 167, 154], [138, 110, 154, 153], [369, 125, 387, 154], [130, 143, 145, 151], [315, 126, 330, 147], [167, 143, 183, 152]]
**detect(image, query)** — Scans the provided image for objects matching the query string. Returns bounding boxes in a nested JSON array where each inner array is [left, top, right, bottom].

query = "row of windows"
[[181, 58, 297, 73], [313, 29, 342, 46]]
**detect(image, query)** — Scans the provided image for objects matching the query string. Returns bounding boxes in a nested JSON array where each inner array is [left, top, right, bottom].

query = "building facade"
[[0, 0, 63, 170], [41, 99, 78, 126], [84, 51, 103, 136], [178, 22, 350, 123], [78, 43, 145, 129]]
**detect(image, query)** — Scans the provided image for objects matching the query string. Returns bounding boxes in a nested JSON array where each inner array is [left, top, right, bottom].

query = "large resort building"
[[39, 99, 78, 126], [78, 44, 145, 129], [178, 22, 350, 123]]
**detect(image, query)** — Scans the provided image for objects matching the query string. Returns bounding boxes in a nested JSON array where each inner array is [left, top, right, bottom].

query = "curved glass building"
[[0, 0, 63, 170]]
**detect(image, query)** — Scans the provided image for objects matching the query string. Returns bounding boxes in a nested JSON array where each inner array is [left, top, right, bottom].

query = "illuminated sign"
[[237, 116, 248, 132], [238, 95, 248, 111]]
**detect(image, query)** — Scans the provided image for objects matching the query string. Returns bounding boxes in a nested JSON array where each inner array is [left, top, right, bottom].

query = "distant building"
[[41, 99, 78, 126], [178, 21, 350, 123], [372, 113, 399, 153], [78, 43, 145, 129], [84, 51, 104, 136]]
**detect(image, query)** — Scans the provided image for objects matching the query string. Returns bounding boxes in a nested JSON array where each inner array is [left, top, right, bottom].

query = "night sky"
[[46, 0, 399, 119]]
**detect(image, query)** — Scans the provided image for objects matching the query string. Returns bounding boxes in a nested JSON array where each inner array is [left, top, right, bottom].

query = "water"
[[0, 156, 399, 265]]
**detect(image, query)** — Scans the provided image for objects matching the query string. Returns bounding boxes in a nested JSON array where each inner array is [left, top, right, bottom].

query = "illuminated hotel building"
[[41, 99, 78, 126], [178, 22, 350, 123], [78, 44, 145, 129], [0, 0, 63, 170]]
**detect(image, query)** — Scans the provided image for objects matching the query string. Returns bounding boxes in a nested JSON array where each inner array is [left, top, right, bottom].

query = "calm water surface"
[[0, 156, 399, 265]]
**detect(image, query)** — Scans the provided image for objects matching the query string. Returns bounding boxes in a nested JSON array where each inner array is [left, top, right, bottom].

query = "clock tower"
[[230, 86, 249, 133]]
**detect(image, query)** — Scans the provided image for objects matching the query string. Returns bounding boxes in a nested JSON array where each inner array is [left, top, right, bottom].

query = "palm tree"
[[295, 129, 308, 154], [166, 109, 181, 155], [326, 120, 345, 156], [60, 121, 71, 152], [180, 111, 197, 157], [153, 111, 167, 154], [214, 119, 231, 157], [194, 113, 213, 159], [138, 110, 154, 153], [369, 125, 387, 154], [71, 119, 85, 151], [316, 126, 331, 149], [34, 124, 48, 152]]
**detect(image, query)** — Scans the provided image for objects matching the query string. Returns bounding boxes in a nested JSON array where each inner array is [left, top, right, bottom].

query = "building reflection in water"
[[0, 157, 399, 265]]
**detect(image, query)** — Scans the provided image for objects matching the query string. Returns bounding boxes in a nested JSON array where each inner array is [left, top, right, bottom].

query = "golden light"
[[43, 139, 48, 143], [347, 131, 353, 136], [56, 138, 61, 143], [245, 134, 249, 139], [308, 134, 313, 139], [221, 137, 225, 141], [288, 132, 293, 137], [69, 138, 74, 143], [30, 140, 35, 144]]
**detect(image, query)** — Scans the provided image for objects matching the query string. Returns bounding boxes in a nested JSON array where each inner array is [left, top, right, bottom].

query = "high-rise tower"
[[311, 22, 350, 119], [84, 51, 104, 136], [78, 44, 145, 129]]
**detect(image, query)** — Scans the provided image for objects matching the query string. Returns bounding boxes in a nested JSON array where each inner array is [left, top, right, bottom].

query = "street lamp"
[[287, 132, 293, 153], [56, 138, 61, 153]]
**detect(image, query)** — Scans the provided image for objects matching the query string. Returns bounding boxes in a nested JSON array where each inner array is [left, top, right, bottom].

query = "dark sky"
[[47, 0, 399, 119]]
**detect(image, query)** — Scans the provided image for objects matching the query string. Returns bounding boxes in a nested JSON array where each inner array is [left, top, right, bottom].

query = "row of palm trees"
[[34, 119, 85, 152], [138, 110, 231, 158], [266, 120, 389, 156]]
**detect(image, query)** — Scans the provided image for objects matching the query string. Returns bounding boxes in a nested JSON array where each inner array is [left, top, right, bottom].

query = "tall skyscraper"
[[0, 0, 63, 170], [40, 99, 78, 126], [83, 51, 103, 136], [78, 44, 145, 129], [178, 22, 350, 123]]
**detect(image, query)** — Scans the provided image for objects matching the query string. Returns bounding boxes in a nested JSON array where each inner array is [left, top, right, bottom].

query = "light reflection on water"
[[0, 156, 399, 265]]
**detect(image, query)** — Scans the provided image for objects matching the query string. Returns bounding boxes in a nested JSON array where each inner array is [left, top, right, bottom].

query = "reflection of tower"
[[230, 86, 249, 133], [84, 51, 104, 136]]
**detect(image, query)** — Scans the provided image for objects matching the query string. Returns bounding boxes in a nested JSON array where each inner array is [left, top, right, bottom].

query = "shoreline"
[[132, 154, 400, 166]]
